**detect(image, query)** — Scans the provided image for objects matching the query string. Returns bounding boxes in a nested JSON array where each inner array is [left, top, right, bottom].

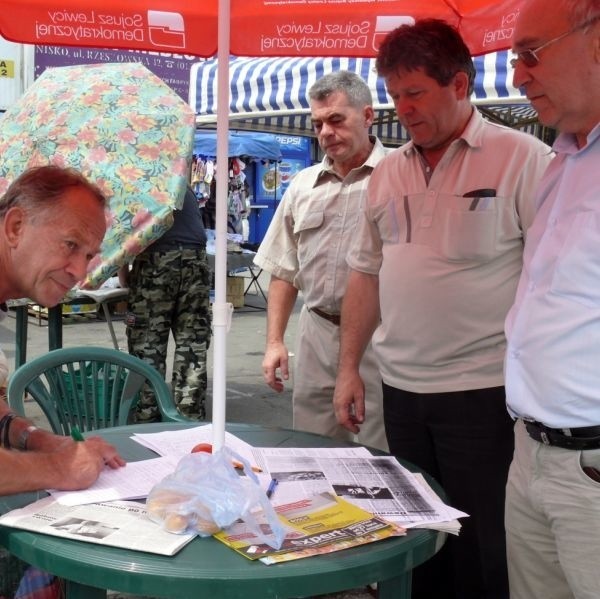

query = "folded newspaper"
[[214, 491, 405, 565], [0, 496, 195, 556]]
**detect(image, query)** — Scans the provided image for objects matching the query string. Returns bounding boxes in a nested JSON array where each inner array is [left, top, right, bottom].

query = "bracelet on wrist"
[[17, 425, 39, 451], [0, 412, 17, 449]]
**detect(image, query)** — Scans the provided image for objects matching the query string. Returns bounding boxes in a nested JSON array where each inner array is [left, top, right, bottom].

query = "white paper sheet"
[[48, 456, 179, 506], [132, 423, 260, 468]]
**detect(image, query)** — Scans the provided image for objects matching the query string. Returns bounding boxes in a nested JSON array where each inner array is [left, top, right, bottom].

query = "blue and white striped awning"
[[189, 54, 537, 146]]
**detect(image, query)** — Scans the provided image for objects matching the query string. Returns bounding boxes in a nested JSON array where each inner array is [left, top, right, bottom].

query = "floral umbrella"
[[0, 61, 196, 288]]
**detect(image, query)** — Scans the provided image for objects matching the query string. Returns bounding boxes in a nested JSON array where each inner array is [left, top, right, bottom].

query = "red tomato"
[[191, 443, 213, 454]]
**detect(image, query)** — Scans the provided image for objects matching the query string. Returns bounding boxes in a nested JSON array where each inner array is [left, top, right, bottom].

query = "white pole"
[[211, 0, 232, 450]]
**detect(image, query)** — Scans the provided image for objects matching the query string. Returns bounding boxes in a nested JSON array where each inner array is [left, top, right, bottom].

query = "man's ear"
[[453, 71, 470, 101], [3, 207, 26, 248], [363, 105, 375, 128]]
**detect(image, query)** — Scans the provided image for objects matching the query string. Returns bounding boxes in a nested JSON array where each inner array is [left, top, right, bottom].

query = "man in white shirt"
[[334, 19, 552, 599], [505, 1, 600, 597]]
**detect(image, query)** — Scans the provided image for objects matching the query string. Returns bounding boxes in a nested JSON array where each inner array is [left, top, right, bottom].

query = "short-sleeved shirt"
[[255, 138, 386, 313], [348, 110, 552, 393]]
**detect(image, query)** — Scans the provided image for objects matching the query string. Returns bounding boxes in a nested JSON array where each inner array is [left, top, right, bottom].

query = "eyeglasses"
[[510, 16, 599, 68]]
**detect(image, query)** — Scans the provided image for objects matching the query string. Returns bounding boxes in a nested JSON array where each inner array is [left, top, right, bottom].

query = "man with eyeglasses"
[[504, 1, 600, 597]]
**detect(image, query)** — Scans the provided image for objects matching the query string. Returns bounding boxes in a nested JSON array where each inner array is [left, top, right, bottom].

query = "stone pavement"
[[0, 273, 374, 599]]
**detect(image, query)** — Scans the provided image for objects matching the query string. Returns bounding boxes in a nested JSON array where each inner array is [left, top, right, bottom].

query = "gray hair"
[[0, 165, 106, 222], [559, 0, 600, 27], [309, 70, 373, 109]]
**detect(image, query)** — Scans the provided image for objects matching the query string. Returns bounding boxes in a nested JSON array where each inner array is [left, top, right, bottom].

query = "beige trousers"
[[292, 305, 388, 452], [506, 420, 600, 599]]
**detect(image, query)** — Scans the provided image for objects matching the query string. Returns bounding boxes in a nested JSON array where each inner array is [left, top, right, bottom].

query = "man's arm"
[[0, 436, 123, 495], [262, 275, 298, 392], [0, 400, 125, 494], [334, 269, 380, 433]]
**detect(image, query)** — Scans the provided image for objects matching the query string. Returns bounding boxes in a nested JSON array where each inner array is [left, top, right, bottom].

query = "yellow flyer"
[[214, 492, 404, 564]]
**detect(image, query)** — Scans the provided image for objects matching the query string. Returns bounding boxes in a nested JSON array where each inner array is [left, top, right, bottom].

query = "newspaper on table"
[[254, 448, 468, 533], [0, 496, 194, 556], [411, 473, 462, 535], [214, 491, 404, 565], [48, 456, 180, 507], [132, 428, 467, 532], [132, 424, 262, 470]]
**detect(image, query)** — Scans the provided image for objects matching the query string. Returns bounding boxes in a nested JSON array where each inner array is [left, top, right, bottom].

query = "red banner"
[[0, 0, 524, 57]]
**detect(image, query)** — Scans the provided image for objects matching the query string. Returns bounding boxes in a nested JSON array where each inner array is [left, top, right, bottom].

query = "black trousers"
[[383, 384, 513, 599]]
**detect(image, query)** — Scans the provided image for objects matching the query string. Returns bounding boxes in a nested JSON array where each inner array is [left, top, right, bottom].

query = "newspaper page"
[[255, 449, 468, 529], [0, 496, 195, 556], [411, 473, 461, 535], [214, 491, 403, 565], [132, 424, 263, 471]]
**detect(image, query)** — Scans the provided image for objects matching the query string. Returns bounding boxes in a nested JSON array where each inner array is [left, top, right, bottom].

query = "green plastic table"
[[0, 423, 446, 599], [9, 288, 129, 368]]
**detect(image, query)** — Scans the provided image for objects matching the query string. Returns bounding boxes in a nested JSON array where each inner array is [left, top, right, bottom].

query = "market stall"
[[190, 53, 540, 146], [192, 129, 281, 240]]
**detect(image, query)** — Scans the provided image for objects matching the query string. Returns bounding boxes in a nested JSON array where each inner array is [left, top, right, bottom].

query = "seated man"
[[0, 165, 125, 495]]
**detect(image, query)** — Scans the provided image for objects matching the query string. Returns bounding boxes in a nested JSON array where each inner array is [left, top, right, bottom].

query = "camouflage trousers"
[[125, 248, 212, 422]]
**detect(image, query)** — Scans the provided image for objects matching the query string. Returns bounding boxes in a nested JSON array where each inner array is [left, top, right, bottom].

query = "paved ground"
[[0, 272, 374, 599], [1, 272, 294, 430]]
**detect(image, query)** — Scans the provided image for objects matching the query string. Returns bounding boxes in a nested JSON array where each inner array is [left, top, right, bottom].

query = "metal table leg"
[[47, 305, 63, 350], [99, 302, 120, 350], [243, 266, 267, 304], [14, 306, 28, 369]]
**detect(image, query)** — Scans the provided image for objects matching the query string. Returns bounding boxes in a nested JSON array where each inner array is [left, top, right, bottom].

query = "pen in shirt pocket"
[[463, 188, 496, 210]]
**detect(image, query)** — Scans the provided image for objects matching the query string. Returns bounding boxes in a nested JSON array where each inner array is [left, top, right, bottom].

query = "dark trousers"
[[383, 384, 513, 599]]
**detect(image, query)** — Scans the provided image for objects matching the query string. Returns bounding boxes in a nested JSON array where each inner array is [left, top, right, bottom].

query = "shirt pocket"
[[550, 211, 600, 308], [294, 209, 324, 265], [294, 210, 323, 235], [440, 198, 499, 262]]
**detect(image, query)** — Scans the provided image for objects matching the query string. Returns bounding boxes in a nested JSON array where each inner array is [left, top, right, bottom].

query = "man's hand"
[[262, 341, 290, 392], [333, 368, 366, 434], [49, 436, 126, 491], [26, 428, 125, 472]]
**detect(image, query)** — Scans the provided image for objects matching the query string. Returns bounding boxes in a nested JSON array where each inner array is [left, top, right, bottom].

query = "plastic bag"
[[146, 447, 285, 549]]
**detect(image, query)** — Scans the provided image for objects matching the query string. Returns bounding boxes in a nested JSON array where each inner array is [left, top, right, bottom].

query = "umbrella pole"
[[211, 0, 232, 451]]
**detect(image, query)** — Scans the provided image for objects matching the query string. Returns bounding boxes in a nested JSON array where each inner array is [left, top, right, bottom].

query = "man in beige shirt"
[[255, 71, 388, 451], [334, 20, 552, 599]]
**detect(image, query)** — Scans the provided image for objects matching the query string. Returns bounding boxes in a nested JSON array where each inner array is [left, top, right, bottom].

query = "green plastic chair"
[[7, 346, 192, 434]]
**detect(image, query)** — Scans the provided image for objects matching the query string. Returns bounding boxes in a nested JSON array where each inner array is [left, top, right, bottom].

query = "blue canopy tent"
[[190, 54, 540, 146], [194, 130, 282, 160]]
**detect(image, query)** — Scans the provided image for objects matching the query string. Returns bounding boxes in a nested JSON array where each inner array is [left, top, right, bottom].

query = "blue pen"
[[266, 478, 278, 499]]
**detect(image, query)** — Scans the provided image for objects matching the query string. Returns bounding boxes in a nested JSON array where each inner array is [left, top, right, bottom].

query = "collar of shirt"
[[553, 121, 600, 155], [402, 107, 485, 161], [315, 136, 387, 186]]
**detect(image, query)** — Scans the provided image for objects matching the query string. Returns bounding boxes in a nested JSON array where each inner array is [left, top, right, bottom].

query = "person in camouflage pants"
[[123, 187, 212, 422]]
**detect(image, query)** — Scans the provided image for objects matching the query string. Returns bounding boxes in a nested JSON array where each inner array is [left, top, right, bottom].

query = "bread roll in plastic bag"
[[147, 447, 285, 549]]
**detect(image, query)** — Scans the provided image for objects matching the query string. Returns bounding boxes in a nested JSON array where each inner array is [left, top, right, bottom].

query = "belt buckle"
[[540, 431, 550, 445]]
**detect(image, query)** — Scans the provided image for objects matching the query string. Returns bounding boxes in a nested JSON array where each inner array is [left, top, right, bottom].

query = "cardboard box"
[[226, 276, 245, 308]]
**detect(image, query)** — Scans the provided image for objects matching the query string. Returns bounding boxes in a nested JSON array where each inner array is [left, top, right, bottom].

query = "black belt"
[[523, 420, 600, 450], [310, 307, 340, 326]]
